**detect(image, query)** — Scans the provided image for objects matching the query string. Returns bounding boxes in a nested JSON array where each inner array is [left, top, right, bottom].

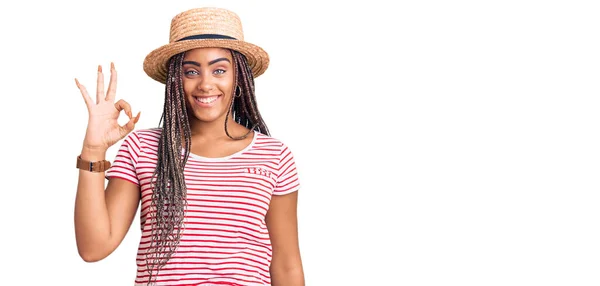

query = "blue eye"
[[214, 69, 226, 75], [184, 70, 199, 76]]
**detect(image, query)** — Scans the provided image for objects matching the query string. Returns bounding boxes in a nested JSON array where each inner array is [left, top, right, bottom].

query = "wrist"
[[80, 146, 107, 161]]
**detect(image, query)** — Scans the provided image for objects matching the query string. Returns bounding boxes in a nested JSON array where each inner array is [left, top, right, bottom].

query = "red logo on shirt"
[[245, 167, 276, 180]]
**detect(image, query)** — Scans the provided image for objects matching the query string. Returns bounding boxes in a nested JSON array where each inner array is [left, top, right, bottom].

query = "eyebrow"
[[182, 58, 231, 67]]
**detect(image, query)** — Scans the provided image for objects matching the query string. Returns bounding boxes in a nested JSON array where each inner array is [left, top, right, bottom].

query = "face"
[[182, 48, 235, 124]]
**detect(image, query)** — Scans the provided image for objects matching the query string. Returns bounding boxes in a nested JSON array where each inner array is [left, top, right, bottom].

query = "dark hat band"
[[177, 34, 237, 41]]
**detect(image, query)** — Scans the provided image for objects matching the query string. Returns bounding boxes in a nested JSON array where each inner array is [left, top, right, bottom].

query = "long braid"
[[145, 50, 269, 284], [146, 53, 190, 284], [225, 51, 270, 138]]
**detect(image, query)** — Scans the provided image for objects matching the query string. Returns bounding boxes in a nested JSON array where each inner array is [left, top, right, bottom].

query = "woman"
[[74, 7, 304, 286]]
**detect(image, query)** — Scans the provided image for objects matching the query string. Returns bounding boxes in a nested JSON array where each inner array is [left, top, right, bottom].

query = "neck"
[[188, 114, 249, 140]]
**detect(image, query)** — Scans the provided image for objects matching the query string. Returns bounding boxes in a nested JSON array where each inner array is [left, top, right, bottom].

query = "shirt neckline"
[[185, 130, 259, 162]]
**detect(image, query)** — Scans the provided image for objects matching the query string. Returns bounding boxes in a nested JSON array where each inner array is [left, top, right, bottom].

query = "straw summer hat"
[[143, 7, 269, 84]]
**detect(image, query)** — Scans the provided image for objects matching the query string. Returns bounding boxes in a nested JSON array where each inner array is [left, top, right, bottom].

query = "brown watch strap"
[[76, 156, 112, 172]]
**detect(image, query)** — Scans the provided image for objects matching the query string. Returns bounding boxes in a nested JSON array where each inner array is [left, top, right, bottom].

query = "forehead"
[[183, 47, 232, 61]]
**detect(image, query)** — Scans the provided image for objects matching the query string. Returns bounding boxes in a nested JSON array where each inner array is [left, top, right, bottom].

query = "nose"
[[197, 76, 214, 93]]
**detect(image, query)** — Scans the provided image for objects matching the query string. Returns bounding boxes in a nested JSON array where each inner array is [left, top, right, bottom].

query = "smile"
[[194, 95, 222, 106]]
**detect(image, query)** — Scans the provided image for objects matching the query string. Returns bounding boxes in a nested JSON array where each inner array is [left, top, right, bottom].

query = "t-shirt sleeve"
[[105, 131, 141, 186], [273, 143, 300, 196]]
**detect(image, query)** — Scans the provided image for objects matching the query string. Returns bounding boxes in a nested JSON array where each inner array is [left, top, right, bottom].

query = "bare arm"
[[74, 157, 140, 261], [266, 191, 305, 286], [73, 63, 141, 262]]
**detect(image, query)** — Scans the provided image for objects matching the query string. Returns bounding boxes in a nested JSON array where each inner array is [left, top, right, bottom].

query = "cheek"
[[220, 78, 235, 96], [182, 80, 194, 96]]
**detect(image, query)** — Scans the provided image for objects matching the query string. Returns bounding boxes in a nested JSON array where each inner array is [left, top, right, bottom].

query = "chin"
[[190, 110, 228, 123]]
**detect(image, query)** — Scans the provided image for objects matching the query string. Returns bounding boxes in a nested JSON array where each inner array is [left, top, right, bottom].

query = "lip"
[[193, 94, 222, 107]]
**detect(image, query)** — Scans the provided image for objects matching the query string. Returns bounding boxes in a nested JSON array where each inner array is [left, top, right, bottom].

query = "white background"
[[0, 0, 599, 285]]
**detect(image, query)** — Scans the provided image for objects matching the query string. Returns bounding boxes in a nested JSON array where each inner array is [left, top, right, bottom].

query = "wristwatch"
[[76, 156, 112, 172]]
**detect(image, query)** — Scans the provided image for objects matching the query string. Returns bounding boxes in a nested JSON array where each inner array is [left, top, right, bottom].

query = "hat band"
[[177, 34, 237, 41]]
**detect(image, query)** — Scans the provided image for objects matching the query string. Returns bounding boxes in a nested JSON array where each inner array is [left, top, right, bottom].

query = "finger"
[[119, 114, 137, 139], [75, 78, 92, 110], [133, 111, 141, 124], [114, 99, 132, 118], [106, 62, 117, 102], [96, 65, 104, 104]]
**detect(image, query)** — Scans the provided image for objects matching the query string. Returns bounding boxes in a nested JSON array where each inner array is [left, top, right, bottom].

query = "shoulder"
[[132, 127, 162, 138], [252, 132, 296, 157], [120, 128, 162, 151], [130, 128, 162, 143]]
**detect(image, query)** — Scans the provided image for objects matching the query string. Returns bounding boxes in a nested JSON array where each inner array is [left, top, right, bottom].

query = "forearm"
[[74, 147, 112, 261], [271, 266, 305, 286]]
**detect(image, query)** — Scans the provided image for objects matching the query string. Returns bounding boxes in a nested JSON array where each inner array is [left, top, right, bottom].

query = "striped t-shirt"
[[105, 128, 300, 286]]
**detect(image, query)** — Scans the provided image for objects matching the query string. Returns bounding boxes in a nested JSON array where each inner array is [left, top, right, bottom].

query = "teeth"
[[196, 96, 217, 103]]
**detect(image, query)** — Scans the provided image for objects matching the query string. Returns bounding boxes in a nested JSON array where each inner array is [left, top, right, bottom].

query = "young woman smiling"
[[73, 7, 304, 286]]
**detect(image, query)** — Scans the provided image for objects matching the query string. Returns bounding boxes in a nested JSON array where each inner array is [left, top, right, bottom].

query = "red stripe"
[[139, 200, 269, 219], [277, 174, 299, 188], [137, 239, 271, 253], [135, 267, 269, 280], [136, 274, 264, 285], [139, 231, 270, 244], [107, 175, 139, 186]]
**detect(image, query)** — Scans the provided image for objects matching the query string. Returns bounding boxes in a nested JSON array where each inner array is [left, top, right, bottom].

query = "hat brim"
[[143, 39, 269, 84]]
